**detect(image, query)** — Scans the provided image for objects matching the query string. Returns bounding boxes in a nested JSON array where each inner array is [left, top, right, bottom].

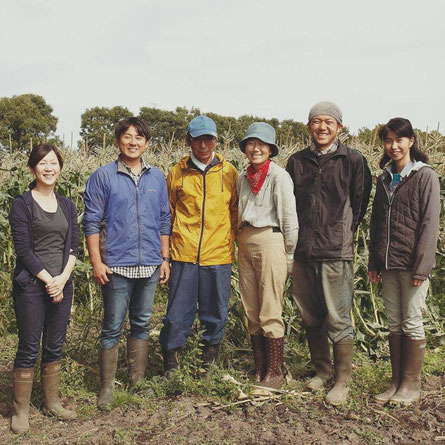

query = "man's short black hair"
[[115, 117, 150, 141]]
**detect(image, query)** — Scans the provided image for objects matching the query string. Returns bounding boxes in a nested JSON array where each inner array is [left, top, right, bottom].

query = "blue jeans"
[[159, 262, 232, 351], [101, 268, 160, 349], [13, 279, 73, 368]]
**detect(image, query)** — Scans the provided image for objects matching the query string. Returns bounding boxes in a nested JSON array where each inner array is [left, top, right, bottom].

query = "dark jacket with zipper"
[[285, 142, 372, 261], [368, 162, 440, 280], [9, 190, 79, 292]]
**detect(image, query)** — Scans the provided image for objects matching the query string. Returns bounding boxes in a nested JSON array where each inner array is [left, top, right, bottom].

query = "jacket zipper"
[[383, 173, 407, 269], [196, 171, 206, 264], [309, 164, 322, 258], [136, 183, 142, 265]]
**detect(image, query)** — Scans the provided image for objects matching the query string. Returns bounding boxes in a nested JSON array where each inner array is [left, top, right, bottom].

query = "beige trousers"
[[381, 270, 428, 340], [238, 226, 287, 338]]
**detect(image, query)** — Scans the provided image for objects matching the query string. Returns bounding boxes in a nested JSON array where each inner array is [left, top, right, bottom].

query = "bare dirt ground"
[[0, 366, 444, 445]]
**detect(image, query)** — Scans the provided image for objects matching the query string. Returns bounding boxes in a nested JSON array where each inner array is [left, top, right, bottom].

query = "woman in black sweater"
[[8, 144, 79, 434]]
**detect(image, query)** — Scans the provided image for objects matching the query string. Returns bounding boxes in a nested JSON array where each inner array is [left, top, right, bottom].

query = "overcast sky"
[[1, 0, 444, 143]]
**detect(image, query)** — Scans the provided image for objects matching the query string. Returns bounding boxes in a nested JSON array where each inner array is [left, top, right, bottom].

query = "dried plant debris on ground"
[[0, 351, 444, 445]]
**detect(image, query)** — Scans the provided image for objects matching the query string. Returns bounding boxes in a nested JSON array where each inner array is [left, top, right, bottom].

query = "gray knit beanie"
[[308, 101, 343, 124]]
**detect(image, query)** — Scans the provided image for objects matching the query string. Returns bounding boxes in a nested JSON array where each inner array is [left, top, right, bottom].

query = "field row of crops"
[[0, 133, 444, 358]]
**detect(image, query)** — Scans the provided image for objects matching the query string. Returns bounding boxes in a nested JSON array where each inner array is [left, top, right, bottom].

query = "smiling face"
[[32, 150, 61, 188], [117, 125, 148, 167], [307, 114, 343, 150], [383, 129, 414, 170], [188, 134, 217, 165], [244, 138, 271, 169]]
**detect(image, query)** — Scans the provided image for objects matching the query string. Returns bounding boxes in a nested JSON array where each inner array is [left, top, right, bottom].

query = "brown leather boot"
[[10, 368, 34, 434], [127, 336, 149, 387], [325, 338, 353, 406], [305, 329, 332, 390], [261, 337, 284, 389], [162, 348, 180, 375], [41, 361, 77, 420], [97, 343, 119, 409], [202, 343, 220, 366], [375, 334, 402, 403], [390, 337, 426, 405], [251, 334, 266, 382]]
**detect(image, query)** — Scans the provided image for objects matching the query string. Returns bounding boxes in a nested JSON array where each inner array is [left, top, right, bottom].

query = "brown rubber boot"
[[261, 337, 284, 389], [305, 329, 332, 391], [127, 336, 149, 387], [390, 337, 426, 405], [41, 361, 77, 420], [202, 343, 220, 366], [162, 348, 180, 375], [325, 338, 353, 406], [251, 334, 266, 382], [375, 334, 402, 403], [97, 343, 119, 409], [10, 368, 34, 434]]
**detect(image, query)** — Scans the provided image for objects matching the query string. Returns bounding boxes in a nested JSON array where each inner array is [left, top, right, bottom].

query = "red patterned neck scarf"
[[247, 160, 271, 194]]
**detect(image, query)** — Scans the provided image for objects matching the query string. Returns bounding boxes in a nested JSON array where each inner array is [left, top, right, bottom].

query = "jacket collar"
[[302, 142, 348, 160], [116, 156, 149, 175], [179, 152, 224, 171]]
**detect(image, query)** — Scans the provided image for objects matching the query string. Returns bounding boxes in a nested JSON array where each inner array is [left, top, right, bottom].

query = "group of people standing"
[[8, 101, 440, 434]]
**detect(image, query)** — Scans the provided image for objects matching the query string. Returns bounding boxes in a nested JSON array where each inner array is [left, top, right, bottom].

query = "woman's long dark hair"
[[28, 143, 64, 189], [378, 117, 428, 169]]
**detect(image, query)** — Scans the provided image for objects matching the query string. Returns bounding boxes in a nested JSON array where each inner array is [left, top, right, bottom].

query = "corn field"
[[0, 131, 444, 359]]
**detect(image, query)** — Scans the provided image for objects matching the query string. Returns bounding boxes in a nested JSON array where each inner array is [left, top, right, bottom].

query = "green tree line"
[[5, 93, 443, 154]]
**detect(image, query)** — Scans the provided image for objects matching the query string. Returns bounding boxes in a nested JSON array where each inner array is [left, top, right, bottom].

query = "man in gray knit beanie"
[[286, 101, 371, 406]]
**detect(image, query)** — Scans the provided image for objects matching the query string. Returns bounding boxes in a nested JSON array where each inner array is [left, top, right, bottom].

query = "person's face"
[[117, 125, 148, 166], [32, 150, 61, 187], [244, 138, 271, 169], [307, 115, 343, 150], [383, 130, 413, 166], [188, 134, 217, 165]]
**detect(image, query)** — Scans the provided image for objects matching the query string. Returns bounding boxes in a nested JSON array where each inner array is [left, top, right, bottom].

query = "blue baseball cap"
[[187, 115, 218, 138]]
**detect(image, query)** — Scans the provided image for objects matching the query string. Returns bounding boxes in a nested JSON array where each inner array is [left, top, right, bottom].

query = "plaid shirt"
[[310, 138, 339, 156], [109, 157, 158, 279]]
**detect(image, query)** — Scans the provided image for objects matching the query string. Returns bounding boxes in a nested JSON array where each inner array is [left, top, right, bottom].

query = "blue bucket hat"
[[187, 115, 218, 138], [239, 122, 278, 157]]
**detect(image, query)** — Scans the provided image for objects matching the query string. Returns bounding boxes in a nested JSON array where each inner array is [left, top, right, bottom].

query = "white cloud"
[[1, 0, 444, 140]]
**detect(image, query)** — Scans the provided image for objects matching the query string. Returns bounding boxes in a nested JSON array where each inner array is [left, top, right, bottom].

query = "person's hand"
[[92, 261, 113, 285], [287, 257, 294, 276], [159, 261, 170, 284], [411, 278, 424, 287], [46, 274, 68, 297], [368, 271, 381, 284], [51, 291, 64, 304]]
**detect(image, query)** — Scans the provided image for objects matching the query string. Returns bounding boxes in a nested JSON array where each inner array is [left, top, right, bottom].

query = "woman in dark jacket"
[[368, 118, 440, 406], [8, 144, 79, 434]]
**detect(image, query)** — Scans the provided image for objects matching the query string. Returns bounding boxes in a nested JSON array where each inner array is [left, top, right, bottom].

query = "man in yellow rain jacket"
[[160, 115, 238, 372]]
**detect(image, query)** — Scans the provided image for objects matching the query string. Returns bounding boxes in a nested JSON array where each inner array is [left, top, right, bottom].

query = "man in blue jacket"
[[83, 117, 171, 409]]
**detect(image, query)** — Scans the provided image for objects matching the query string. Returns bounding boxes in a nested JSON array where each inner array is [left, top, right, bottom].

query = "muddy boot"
[[261, 337, 284, 389], [97, 343, 119, 409], [390, 337, 426, 405], [41, 361, 77, 420], [162, 348, 180, 375], [251, 334, 266, 382], [11, 368, 34, 434], [305, 329, 332, 391], [325, 338, 353, 406], [202, 343, 220, 367], [127, 336, 149, 387], [375, 334, 402, 403]]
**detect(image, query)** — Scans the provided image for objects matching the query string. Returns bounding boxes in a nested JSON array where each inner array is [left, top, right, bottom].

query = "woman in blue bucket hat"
[[237, 122, 298, 388]]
